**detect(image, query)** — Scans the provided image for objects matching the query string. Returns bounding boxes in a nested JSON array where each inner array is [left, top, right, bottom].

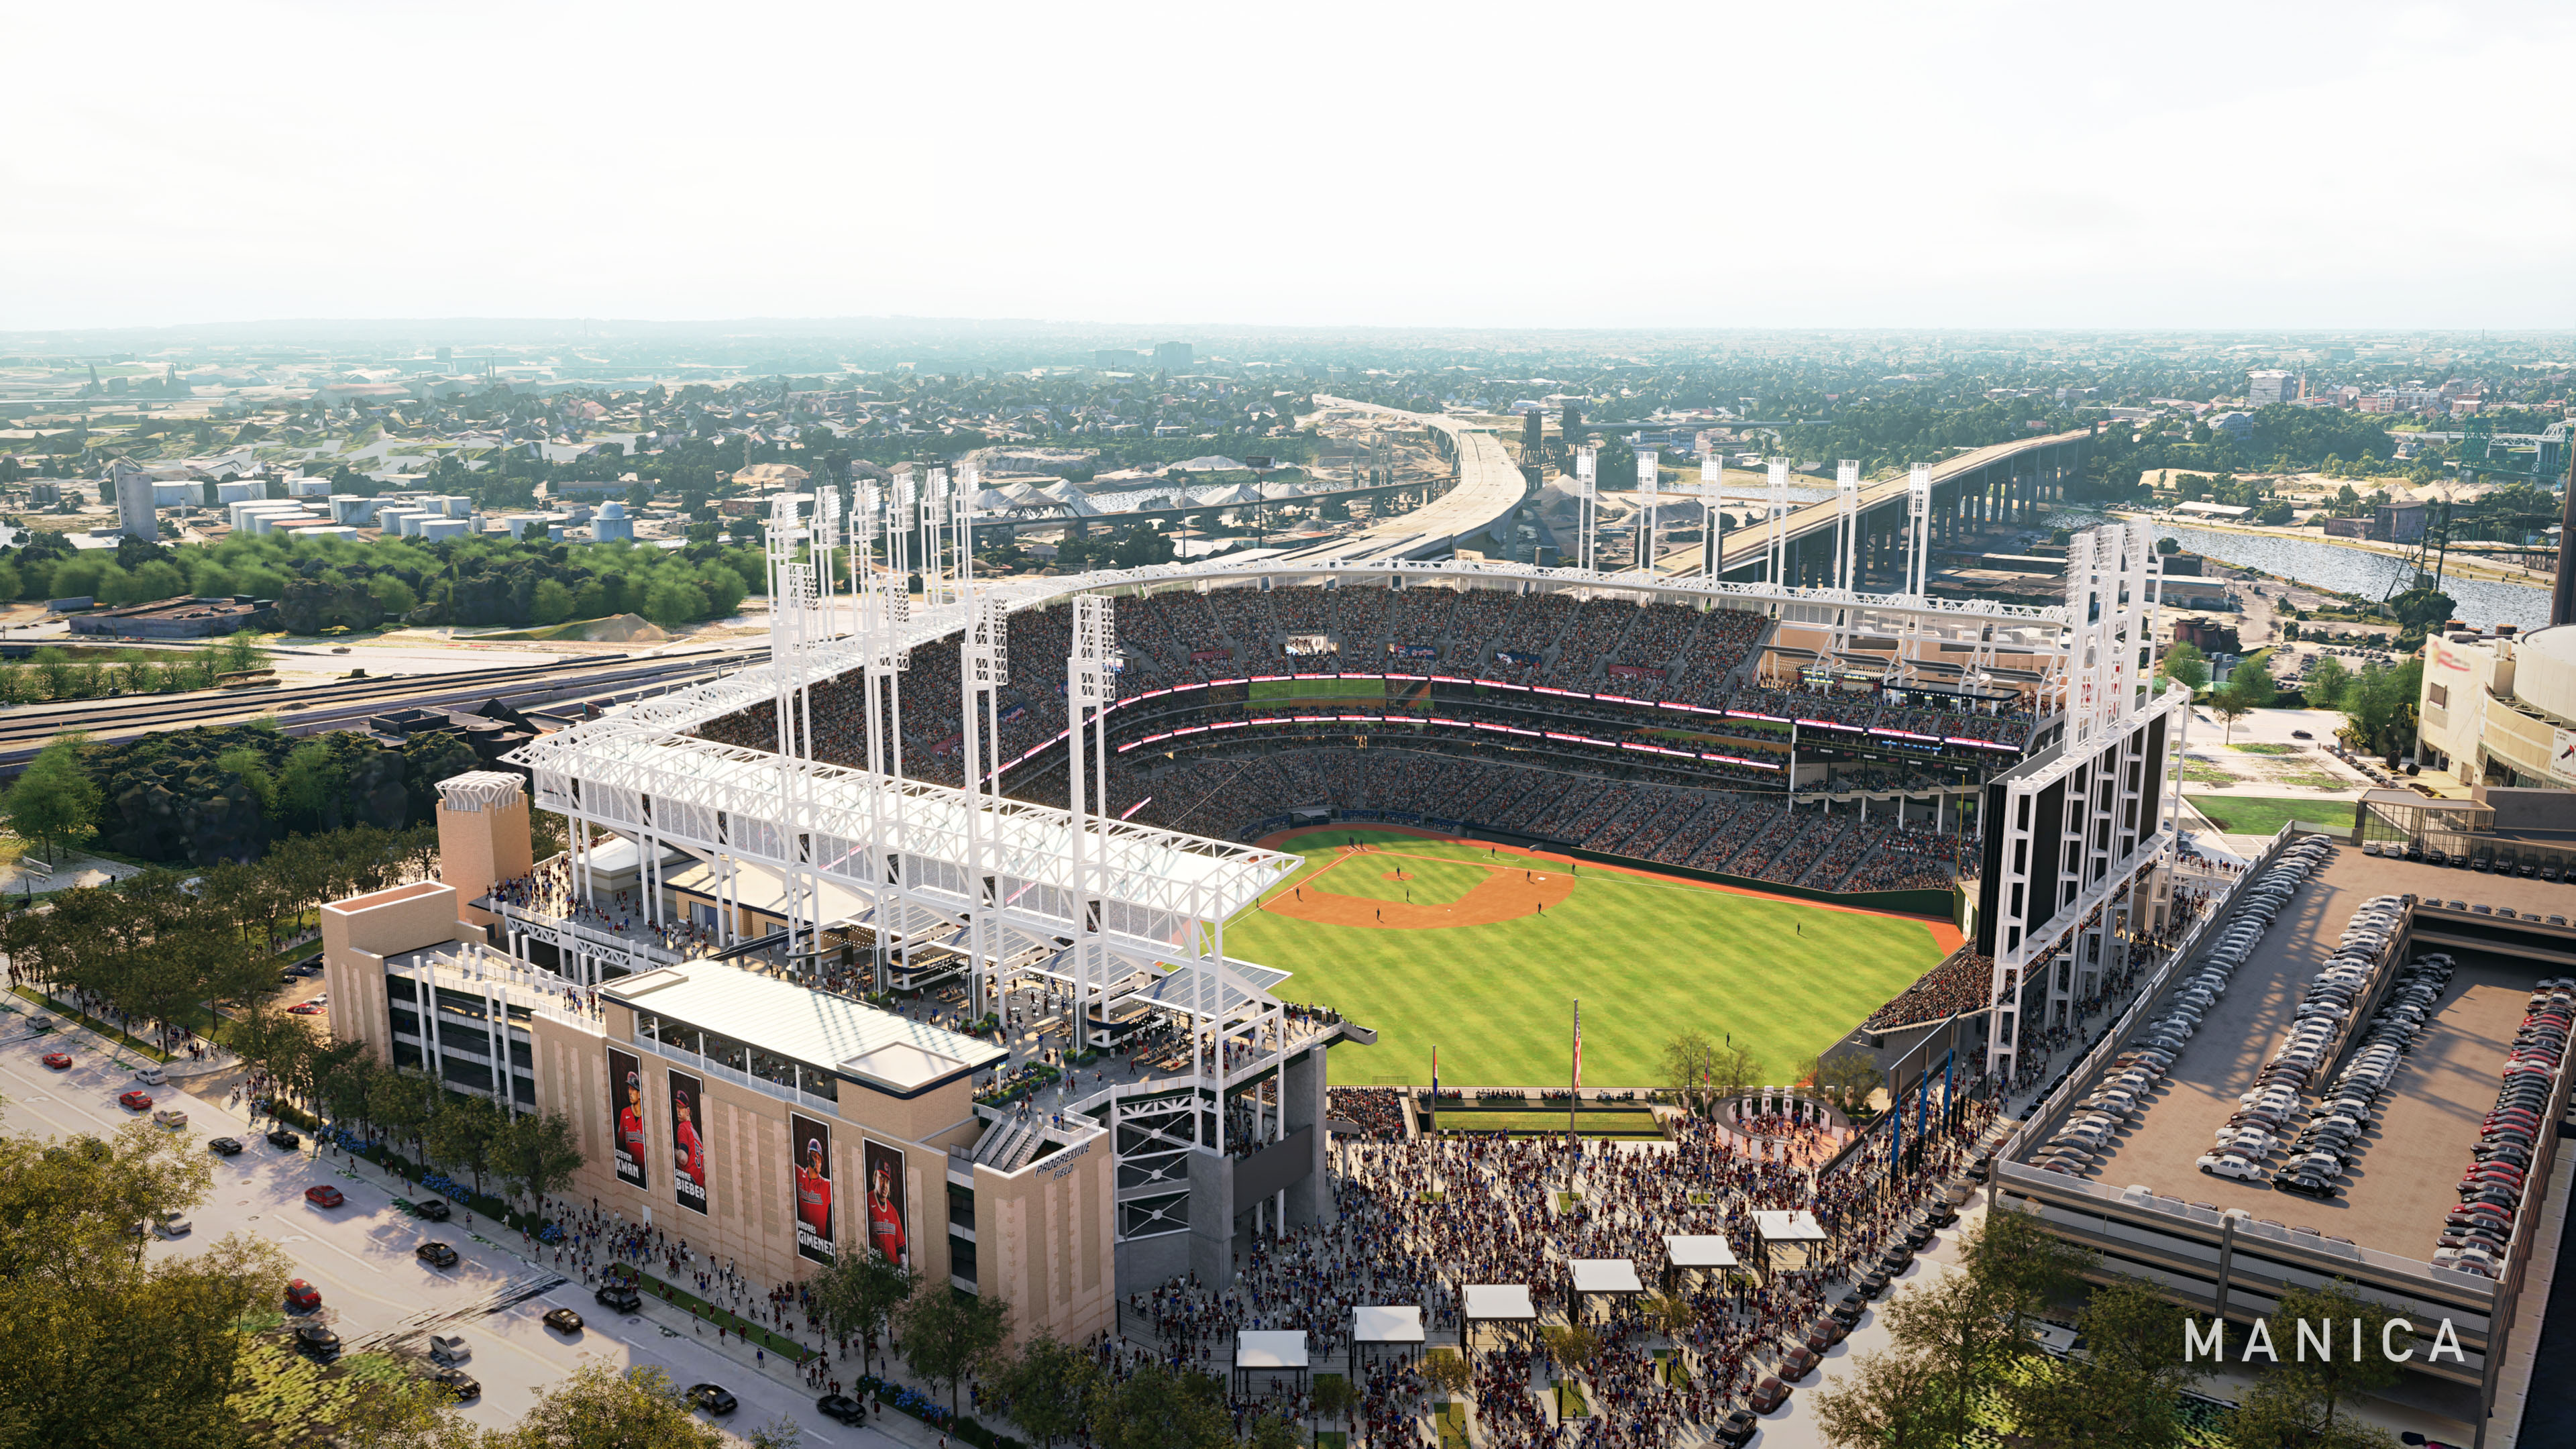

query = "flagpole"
[[1569, 998, 1581, 1145]]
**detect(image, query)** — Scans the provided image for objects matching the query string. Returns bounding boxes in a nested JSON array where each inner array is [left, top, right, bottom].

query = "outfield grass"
[[2188, 795, 2357, 836], [1229, 829, 1945, 1087]]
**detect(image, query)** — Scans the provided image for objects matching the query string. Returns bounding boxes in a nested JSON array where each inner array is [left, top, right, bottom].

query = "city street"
[[0, 1010, 906, 1447]]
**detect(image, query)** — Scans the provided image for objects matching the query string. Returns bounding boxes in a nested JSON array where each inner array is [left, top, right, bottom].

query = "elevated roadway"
[[1265, 396, 1532, 565]]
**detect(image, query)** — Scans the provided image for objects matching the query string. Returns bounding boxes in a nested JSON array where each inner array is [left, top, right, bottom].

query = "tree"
[[2232, 659, 2277, 708], [0, 1122, 292, 1449], [1810, 1049, 1884, 1111], [5, 731, 101, 865], [813, 1250, 913, 1372], [989, 1333, 1099, 1448], [2227, 1280, 2409, 1449], [745, 1416, 804, 1449], [1538, 1324, 1597, 1385], [1810, 1344, 1949, 1449], [2303, 653, 2353, 710], [1310, 1373, 1359, 1444], [1955, 1206, 2091, 1350], [896, 1283, 1012, 1414], [425, 1093, 506, 1197], [486, 1362, 721, 1449], [1422, 1346, 1474, 1400], [370, 1067, 443, 1161], [1662, 1028, 1722, 1116], [2157, 641, 2208, 692], [494, 1111, 585, 1214], [1245, 1415, 1301, 1449], [2208, 685, 2251, 746], [1878, 1271, 2013, 1444], [1998, 1277, 2202, 1449], [1086, 1364, 1232, 1449], [217, 629, 269, 676]]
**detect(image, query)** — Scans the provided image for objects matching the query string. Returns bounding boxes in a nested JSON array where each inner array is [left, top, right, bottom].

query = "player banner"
[[607, 1046, 647, 1189], [865, 1140, 910, 1271], [791, 1112, 835, 1265], [668, 1068, 708, 1215]]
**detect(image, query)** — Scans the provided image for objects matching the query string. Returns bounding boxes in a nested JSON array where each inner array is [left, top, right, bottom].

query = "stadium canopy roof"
[[1568, 1259, 1645, 1295], [1460, 1285, 1536, 1321], [1171, 454, 1248, 473], [1664, 1234, 1739, 1269], [1754, 1210, 1829, 1243], [1351, 1305, 1424, 1343], [1233, 1330, 1309, 1370], [600, 961, 1006, 1095]]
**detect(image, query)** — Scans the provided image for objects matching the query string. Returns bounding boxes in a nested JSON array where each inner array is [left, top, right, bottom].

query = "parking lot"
[[0, 1008, 905, 1446], [2076, 848, 2571, 1254]]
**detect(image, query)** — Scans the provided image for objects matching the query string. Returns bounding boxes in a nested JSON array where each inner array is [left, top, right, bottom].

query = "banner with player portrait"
[[606, 1046, 647, 1189], [667, 1068, 708, 1214], [864, 1140, 910, 1271], [790, 1112, 835, 1265]]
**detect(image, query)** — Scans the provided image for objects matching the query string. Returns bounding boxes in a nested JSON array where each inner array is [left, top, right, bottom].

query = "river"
[[2053, 508, 2550, 632]]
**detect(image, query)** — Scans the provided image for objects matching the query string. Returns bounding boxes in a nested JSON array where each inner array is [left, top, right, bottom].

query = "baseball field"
[[1226, 826, 1956, 1088]]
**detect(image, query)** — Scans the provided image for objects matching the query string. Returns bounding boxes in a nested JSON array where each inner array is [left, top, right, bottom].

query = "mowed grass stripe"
[[1308, 852, 1491, 906], [1230, 829, 1940, 1087]]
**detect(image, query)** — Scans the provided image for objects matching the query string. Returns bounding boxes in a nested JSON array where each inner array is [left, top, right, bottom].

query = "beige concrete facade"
[[2420, 626, 2576, 789]]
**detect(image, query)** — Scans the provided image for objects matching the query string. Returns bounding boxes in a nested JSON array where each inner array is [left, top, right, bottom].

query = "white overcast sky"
[[5, 1, 2571, 332]]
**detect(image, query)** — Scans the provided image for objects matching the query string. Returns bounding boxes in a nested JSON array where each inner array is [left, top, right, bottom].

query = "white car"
[[429, 1333, 470, 1364], [2197, 1153, 2264, 1181], [133, 1066, 168, 1086]]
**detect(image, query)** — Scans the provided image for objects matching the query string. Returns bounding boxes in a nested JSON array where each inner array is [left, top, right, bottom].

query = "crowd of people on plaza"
[[1112, 1085, 1996, 1446]]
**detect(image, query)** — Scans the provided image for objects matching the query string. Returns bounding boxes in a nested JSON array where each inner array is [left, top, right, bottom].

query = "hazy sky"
[[6, 1, 2571, 332]]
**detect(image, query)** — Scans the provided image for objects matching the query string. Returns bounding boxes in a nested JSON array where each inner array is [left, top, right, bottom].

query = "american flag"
[[1572, 1000, 1582, 1091]]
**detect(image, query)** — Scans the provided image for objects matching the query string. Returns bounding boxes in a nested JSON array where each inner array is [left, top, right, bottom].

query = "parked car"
[[117, 1090, 152, 1111], [430, 1369, 480, 1401], [152, 1108, 188, 1128], [686, 1384, 738, 1416], [1779, 1343, 1821, 1382], [596, 1283, 643, 1313], [1715, 1408, 1759, 1446], [284, 1279, 321, 1311], [287, 1001, 324, 1016], [267, 1128, 302, 1150], [816, 1394, 865, 1426], [207, 1137, 243, 1157], [40, 1051, 70, 1070], [417, 1242, 461, 1270], [154, 1212, 191, 1237], [428, 1332, 469, 1363], [28, 1014, 54, 1033], [1750, 1376, 1790, 1413], [133, 1066, 167, 1085], [305, 1185, 345, 1209], [295, 1324, 341, 1362], [2197, 1153, 2263, 1181], [414, 1197, 451, 1222], [543, 1307, 584, 1334]]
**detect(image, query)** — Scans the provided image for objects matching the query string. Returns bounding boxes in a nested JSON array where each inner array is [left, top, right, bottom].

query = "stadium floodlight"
[[1833, 461, 1861, 596], [1065, 594, 1116, 1052], [1765, 459, 1790, 586], [1575, 446, 1599, 573], [1633, 449, 1660, 573], [1905, 465, 1932, 598]]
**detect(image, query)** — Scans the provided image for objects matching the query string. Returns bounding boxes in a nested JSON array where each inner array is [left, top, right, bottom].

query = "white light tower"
[[1633, 448, 1660, 573], [959, 588, 1008, 1019], [1064, 594, 1116, 1053], [1905, 464, 1933, 598], [1765, 458, 1792, 586], [1833, 460, 1861, 594], [1691, 442, 1725, 580], [1575, 446, 1599, 572]]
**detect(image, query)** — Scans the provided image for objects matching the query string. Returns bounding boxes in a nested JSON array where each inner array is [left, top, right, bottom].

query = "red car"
[[1750, 1375, 1790, 1413], [284, 1278, 321, 1311], [118, 1090, 152, 1110], [288, 1002, 324, 1016], [305, 1185, 345, 1209], [40, 1051, 70, 1070]]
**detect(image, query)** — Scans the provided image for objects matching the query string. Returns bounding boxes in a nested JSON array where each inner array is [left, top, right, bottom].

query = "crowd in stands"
[[1116, 745, 1968, 895], [698, 584, 2035, 803], [1328, 1087, 1408, 1140]]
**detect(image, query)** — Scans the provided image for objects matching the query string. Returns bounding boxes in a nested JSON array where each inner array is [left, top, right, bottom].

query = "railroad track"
[[0, 645, 771, 769]]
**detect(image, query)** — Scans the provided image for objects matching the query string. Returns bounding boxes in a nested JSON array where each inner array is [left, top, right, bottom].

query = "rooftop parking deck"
[[2067, 849, 2575, 1257]]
